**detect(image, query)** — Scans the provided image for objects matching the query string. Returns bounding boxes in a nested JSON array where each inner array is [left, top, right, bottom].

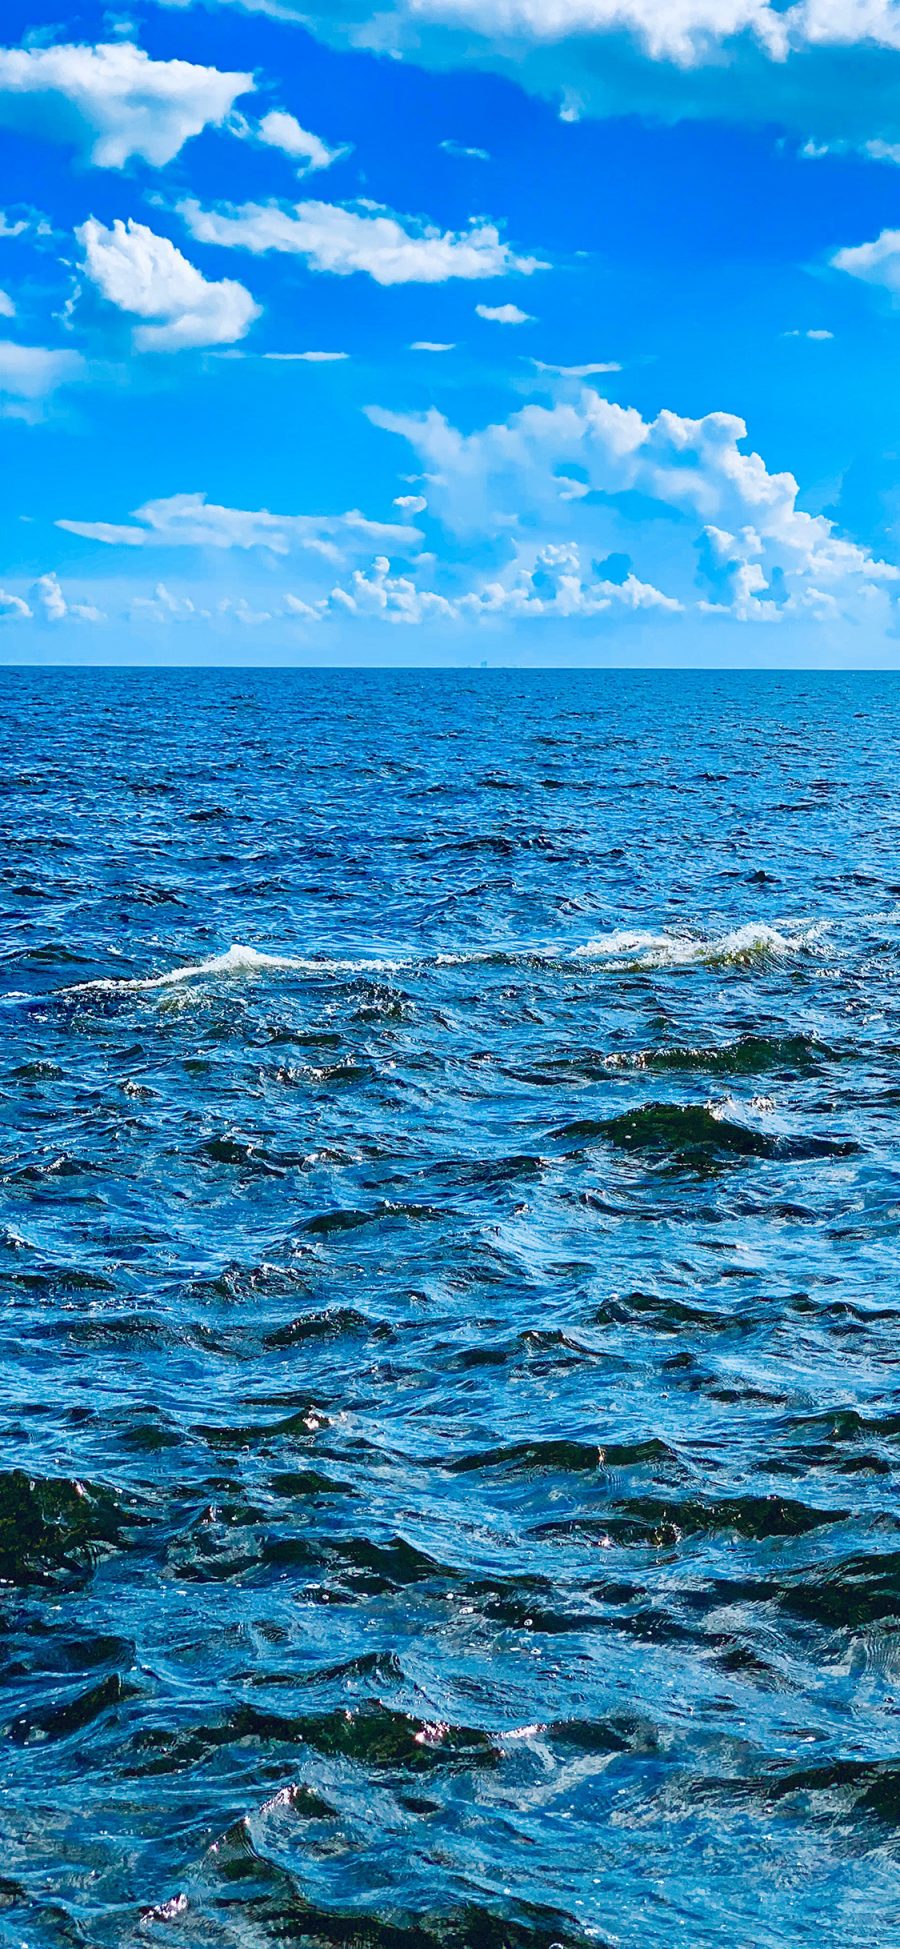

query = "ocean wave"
[[61, 942, 404, 995], [59, 919, 831, 997], [572, 921, 829, 969], [563, 1100, 859, 1167]]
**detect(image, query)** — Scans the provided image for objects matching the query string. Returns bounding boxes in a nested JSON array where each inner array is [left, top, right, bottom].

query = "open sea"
[[4, 665, 900, 1949]]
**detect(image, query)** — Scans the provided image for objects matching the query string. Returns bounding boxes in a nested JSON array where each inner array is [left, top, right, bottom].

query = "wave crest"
[[573, 922, 828, 969], [58, 917, 830, 998]]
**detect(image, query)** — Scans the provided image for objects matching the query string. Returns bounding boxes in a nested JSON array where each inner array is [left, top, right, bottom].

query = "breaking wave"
[[60, 918, 831, 998]]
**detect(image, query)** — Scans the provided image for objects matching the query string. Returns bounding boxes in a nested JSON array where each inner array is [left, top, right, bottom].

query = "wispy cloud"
[[179, 197, 547, 284]]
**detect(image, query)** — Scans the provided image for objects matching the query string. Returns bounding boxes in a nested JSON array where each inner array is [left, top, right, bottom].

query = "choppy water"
[[3, 666, 900, 1949]]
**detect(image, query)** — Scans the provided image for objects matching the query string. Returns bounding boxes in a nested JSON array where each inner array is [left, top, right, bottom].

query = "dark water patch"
[[8, 1669, 139, 1747], [534, 1490, 848, 1547], [264, 1307, 388, 1348], [268, 1468, 356, 1498], [194, 1401, 330, 1450], [304, 1203, 446, 1237], [131, 1700, 498, 1778], [198, 1135, 301, 1176], [555, 1102, 859, 1168], [605, 1032, 840, 1074], [12, 1151, 103, 1181], [448, 1438, 604, 1477], [0, 1470, 130, 1587], [591, 1288, 754, 1334]]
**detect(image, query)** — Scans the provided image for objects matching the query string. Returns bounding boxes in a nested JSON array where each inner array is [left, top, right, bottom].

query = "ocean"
[[2, 665, 900, 1949]]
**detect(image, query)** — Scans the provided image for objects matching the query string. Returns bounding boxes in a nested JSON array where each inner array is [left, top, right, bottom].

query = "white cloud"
[[285, 0, 900, 63], [411, 340, 455, 351], [405, 0, 780, 63], [218, 595, 276, 624], [440, 138, 490, 158], [394, 493, 428, 512], [0, 587, 30, 620], [263, 349, 349, 360], [0, 339, 84, 402], [56, 491, 422, 558], [179, 197, 546, 284], [321, 539, 680, 625], [367, 379, 898, 623], [0, 212, 29, 238], [131, 582, 208, 621], [283, 591, 323, 619], [330, 555, 458, 623], [783, 327, 834, 338], [476, 302, 533, 323], [202, 1, 900, 153], [810, 137, 900, 166], [256, 109, 345, 172], [0, 41, 252, 168], [458, 541, 681, 618], [862, 137, 900, 164], [534, 358, 621, 374], [33, 572, 104, 622], [78, 217, 260, 350], [35, 572, 68, 621], [832, 228, 900, 294], [0, 290, 14, 318]]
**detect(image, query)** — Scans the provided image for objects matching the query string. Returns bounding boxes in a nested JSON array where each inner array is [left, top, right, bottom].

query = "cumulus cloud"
[[394, 493, 428, 512], [179, 197, 546, 284], [476, 302, 533, 323], [0, 290, 14, 318], [283, 591, 323, 619], [199, 0, 900, 151], [832, 228, 900, 294], [0, 339, 84, 403], [458, 541, 681, 618], [320, 540, 679, 624], [56, 491, 422, 558], [161, 0, 900, 64], [78, 217, 260, 350], [255, 109, 345, 172], [407, 0, 783, 64], [366, 379, 898, 623], [330, 555, 458, 623], [33, 572, 104, 622], [131, 582, 208, 622], [0, 41, 252, 168], [0, 587, 30, 619]]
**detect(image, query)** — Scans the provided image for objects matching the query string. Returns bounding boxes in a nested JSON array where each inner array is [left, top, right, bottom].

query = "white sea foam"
[[61, 918, 831, 997], [573, 921, 829, 969], [63, 942, 403, 996]]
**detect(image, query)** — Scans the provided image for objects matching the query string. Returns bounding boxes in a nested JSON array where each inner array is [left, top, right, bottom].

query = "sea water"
[[2, 666, 900, 1948]]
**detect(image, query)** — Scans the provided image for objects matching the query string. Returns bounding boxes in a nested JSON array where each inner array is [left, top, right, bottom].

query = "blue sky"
[[5, 0, 900, 661]]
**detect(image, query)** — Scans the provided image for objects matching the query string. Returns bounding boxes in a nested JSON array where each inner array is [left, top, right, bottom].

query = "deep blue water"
[[3, 667, 900, 1949]]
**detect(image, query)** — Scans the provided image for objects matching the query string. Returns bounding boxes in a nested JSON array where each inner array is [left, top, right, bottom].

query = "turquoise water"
[[3, 667, 900, 1948]]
